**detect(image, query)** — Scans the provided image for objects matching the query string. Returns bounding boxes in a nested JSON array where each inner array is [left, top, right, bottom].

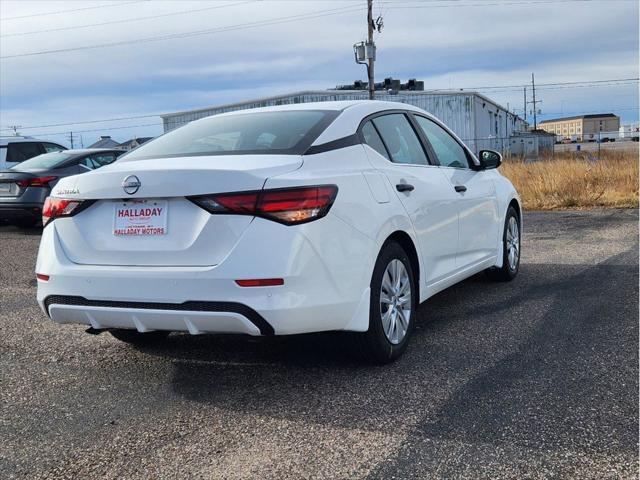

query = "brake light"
[[17, 176, 58, 188], [189, 185, 338, 225], [42, 197, 83, 226]]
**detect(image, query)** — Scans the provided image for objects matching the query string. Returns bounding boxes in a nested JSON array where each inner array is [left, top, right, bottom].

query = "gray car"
[[0, 149, 124, 226]]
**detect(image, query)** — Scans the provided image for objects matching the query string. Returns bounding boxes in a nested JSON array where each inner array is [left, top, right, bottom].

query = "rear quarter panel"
[[264, 145, 423, 301]]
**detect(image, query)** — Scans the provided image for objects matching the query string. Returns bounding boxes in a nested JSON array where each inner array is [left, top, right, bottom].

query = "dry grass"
[[500, 149, 639, 210]]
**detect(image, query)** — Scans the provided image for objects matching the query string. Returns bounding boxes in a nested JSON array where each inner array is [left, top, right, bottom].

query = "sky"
[[0, 0, 638, 147]]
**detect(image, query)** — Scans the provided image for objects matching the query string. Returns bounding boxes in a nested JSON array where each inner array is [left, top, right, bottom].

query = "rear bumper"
[[36, 214, 376, 335], [45, 297, 271, 336], [0, 202, 42, 220]]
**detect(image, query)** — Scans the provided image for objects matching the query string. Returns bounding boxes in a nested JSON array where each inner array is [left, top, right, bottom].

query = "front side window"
[[415, 116, 470, 169], [6, 142, 42, 163], [122, 110, 338, 161], [371, 114, 428, 165]]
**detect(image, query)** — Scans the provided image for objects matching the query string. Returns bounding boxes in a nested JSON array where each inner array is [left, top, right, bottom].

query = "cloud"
[[1, 0, 638, 147]]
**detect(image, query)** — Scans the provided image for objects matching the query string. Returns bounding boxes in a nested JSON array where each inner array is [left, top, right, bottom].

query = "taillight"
[[189, 185, 338, 225], [17, 176, 58, 188], [42, 197, 84, 226]]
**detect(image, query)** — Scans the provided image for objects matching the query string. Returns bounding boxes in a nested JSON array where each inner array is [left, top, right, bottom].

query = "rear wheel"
[[354, 241, 416, 363], [109, 329, 170, 346], [486, 206, 520, 281]]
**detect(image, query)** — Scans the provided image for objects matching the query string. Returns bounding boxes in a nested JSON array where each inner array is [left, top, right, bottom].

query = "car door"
[[360, 112, 459, 285], [412, 114, 500, 269]]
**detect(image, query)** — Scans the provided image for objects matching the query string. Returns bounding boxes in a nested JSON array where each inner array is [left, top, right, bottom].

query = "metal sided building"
[[160, 90, 527, 155]]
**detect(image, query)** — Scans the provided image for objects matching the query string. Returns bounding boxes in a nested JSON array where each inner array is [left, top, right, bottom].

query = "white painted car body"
[[35, 101, 520, 337]]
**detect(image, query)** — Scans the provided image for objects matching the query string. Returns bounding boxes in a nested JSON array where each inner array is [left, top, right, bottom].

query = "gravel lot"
[[1, 210, 638, 479]]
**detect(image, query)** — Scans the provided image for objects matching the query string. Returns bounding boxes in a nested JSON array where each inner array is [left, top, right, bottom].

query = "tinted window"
[[10, 152, 71, 170], [372, 114, 428, 165], [41, 142, 66, 153], [122, 110, 338, 161], [82, 152, 117, 169], [415, 116, 469, 168], [6, 142, 42, 163], [361, 121, 390, 160]]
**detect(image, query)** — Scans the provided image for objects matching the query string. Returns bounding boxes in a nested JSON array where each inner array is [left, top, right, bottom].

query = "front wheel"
[[353, 241, 417, 363], [486, 206, 520, 281]]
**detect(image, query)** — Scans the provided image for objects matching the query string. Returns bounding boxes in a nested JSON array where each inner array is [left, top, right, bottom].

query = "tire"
[[486, 206, 520, 282], [353, 241, 417, 364], [109, 329, 170, 346]]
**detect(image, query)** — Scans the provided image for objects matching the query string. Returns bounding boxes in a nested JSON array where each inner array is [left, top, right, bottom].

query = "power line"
[[0, 0, 147, 21], [0, 4, 363, 59], [0, 113, 165, 131], [26, 122, 163, 139], [382, 0, 636, 5], [1, 1, 254, 38]]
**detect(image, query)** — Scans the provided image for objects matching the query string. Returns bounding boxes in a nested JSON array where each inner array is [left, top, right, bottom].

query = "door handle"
[[396, 183, 414, 192], [454, 185, 467, 193]]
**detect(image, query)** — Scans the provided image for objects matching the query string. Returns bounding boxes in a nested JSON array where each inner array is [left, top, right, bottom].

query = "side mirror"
[[479, 150, 502, 170]]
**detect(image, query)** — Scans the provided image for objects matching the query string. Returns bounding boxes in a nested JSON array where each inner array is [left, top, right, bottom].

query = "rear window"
[[10, 152, 71, 170], [122, 110, 339, 161]]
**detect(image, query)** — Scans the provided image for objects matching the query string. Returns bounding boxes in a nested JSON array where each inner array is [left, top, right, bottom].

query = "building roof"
[[87, 136, 120, 149], [159, 89, 522, 122], [118, 137, 153, 149], [539, 113, 618, 124]]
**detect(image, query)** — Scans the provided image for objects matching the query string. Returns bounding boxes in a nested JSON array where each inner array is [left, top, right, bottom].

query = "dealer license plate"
[[114, 199, 168, 236]]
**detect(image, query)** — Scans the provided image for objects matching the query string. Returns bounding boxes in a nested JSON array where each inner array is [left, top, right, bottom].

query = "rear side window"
[[6, 142, 42, 163], [361, 122, 390, 160], [122, 110, 339, 161], [372, 114, 428, 166], [82, 152, 118, 169], [41, 142, 66, 153]]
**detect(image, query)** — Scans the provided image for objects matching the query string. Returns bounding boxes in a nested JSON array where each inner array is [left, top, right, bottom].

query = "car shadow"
[[132, 247, 638, 443]]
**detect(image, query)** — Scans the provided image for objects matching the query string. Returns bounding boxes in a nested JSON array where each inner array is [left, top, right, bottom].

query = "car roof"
[[191, 100, 430, 147], [0, 137, 66, 146]]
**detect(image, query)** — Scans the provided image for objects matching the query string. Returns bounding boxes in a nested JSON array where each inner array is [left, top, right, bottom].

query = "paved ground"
[[1, 210, 638, 479]]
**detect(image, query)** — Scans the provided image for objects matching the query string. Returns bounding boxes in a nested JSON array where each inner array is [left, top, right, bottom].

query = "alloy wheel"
[[506, 216, 520, 271], [379, 259, 412, 345]]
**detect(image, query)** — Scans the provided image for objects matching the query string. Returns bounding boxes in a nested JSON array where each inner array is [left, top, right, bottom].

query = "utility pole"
[[367, 0, 375, 100], [67, 131, 74, 148], [353, 0, 378, 100], [525, 73, 542, 130], [9, 125, 22, 136], [531, 73, 537, 130], [523, 87, 527, 122]]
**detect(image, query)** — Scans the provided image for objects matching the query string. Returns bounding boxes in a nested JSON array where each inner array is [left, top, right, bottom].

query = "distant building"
[[538, 114, 620, 141], [118, 137, 153, 151], [160, 85, 528, 155], [619, 124, 639, 140], [509, 131, 556, 158], [87, 135, 120, 149]]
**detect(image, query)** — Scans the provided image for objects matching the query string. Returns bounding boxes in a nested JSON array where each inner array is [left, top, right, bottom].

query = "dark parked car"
[[0, 149, 124, 226]]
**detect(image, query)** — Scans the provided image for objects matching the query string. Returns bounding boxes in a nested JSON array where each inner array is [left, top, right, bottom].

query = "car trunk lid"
[[52, 155, 302, 267]]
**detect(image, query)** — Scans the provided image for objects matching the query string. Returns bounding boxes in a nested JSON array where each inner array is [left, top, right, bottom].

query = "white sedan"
[[35, 101, 521, 363]]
